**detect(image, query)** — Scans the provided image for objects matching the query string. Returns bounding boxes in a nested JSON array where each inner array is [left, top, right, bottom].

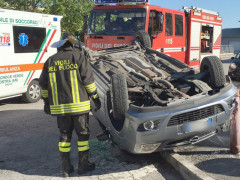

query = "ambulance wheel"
[[200, 56, 226, 88], [135, 30, 151, 48], [111, 74, 129, 123], [22, 80, 42, 103]]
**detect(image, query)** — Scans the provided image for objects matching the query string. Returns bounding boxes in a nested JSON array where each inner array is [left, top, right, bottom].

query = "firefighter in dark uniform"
[[39, 34, 101, 177]]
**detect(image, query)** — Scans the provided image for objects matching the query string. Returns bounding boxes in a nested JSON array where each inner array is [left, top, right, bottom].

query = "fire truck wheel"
[[22, 80, 42, 103], [200, 56, 226, 88], [135, 30, 151, 48], [111, 74, 129, 123]]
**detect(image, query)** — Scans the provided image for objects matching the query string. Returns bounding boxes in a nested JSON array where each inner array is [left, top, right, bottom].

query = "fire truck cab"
[[85, 0, 223, 69]]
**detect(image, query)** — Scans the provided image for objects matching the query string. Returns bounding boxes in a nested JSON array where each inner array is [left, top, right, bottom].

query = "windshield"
[[88, 8, 146, 36]]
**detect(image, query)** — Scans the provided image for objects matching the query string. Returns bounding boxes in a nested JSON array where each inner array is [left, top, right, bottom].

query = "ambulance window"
[[13, 26, 46, 53], [175, 14, 183, 36], [165, 13, 172, 36], [148, 10, 163, 36]]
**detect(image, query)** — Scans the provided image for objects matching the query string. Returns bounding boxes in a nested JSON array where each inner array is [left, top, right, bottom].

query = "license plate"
[[183, 117, 213, 133]]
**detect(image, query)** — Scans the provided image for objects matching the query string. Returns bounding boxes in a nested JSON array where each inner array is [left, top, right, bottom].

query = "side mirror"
[[151, 35, 157, 39], [231, 57, 234, 60]]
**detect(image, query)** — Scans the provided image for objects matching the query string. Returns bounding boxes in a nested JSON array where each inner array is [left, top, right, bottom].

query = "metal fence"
[[221, 45, 234, 54]]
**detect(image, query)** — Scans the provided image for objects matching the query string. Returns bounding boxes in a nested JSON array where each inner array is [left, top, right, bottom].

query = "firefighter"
[[39, 34, 101, 177]]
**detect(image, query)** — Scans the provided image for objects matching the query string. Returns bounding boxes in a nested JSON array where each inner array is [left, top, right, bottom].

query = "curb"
[[160, 151, 215, 180]]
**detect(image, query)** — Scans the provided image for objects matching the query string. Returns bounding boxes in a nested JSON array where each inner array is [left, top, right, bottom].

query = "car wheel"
[[200, 56, 226, 88], [134, 30, 151, 48], [22, 80, 42, 103], [111, 74, 129, 122]]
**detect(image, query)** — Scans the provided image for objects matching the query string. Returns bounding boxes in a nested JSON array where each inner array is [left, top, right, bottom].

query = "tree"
[[48, 0, 94, 36], [0, 0, 94, 38], [1, 0, 50, 12]]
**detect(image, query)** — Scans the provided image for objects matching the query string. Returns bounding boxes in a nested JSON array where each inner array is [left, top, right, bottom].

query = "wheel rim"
[[29, 84, 40, 100]]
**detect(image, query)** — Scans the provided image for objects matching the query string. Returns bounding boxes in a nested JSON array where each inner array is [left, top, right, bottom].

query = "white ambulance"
[[0, 9, 62, 102]]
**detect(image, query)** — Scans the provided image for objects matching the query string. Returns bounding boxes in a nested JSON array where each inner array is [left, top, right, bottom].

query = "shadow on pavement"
[[0, 96, 25, 106], [196, 158, 240, 177], [0, 109, 181, 179], [221, 59, 233, 64], [177, 149, 231, 156]]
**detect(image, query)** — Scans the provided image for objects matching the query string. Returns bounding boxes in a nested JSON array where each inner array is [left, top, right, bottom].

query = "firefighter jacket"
[[39, 46, 98, 116]]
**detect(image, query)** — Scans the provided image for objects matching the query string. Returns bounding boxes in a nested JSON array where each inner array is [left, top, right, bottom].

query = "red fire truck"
[[85, 0, 222, 69]]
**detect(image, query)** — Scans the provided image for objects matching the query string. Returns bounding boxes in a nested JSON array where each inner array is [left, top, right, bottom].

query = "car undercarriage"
[[85, 44, 237, 154]]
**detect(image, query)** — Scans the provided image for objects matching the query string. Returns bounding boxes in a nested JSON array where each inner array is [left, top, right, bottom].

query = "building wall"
[[222, 37, 240, 54]]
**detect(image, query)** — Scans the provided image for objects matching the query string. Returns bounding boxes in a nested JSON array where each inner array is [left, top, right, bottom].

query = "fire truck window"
[[165, 13, 173, 36], [13, 26, 46, 53], [148, 11, 163, 36], [175, 14, 183, 36], [88, 9, 146, 36], [201, 25, 213, 53]]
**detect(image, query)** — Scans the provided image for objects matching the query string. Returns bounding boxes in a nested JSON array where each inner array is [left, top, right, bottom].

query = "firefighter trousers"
[[57, 113, 90, 153]]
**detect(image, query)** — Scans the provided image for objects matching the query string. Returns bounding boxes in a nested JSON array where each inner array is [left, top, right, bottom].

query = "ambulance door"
[[0, 20, 16, 98], [188, 21, 201, 69], [40, 16, 61, 61], [212, 25, 221, 58]]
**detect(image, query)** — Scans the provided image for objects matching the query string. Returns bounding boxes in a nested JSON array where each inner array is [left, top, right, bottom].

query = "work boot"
[[78, 151, 95, 174], [60, 152, 74, 178]]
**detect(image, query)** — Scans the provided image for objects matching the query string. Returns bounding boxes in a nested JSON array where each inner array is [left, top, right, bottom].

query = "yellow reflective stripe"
[[70, 70, 80, 103], [49, 72, 59, 105], [59, 147, 71, 152], [86, 85, 96, 90], [42, 89, 48, 98], [50, 101, 91, 114], [52, 106, 90, 111], [92, 93, 99, 99], [84, 83, 96, 88], [53, 73, 59, 105], [84, 83, 97, 93], [74, 70, 80, 103], [70, 70, 75, 102], [51, 107, 91, 115], [50, 101, 90, 110], [87, 87, 97, 92], [59, 142, 71, 147], [78, 141, 89, 146], [78, 146, 89, 151]]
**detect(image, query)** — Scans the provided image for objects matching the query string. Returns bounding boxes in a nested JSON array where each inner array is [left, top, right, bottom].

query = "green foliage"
[[0, 0, 94, 35], [48, 0, 94, 33]]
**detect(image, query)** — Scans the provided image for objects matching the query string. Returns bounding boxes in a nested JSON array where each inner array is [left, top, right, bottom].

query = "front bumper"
[[116, 83, 237, 154]]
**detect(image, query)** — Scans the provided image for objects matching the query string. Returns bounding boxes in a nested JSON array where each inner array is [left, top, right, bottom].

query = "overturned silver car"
[[85, 44, 237, 154]]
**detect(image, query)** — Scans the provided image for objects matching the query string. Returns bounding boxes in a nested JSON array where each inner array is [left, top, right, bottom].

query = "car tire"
[[135, 30, 151, 48], [200, 56, 226, 88], [22, 80, 42, 103], [111, 74, 129, 121]]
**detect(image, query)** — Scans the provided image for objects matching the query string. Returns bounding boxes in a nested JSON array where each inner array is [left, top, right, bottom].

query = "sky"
[[150, 0, 239, 29]]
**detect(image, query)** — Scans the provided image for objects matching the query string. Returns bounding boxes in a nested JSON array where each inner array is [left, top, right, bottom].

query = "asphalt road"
[[0, 98, 182, 180]]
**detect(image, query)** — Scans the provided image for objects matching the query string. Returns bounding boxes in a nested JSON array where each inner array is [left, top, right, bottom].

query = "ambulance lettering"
[[0, 73, 23, 86], [0, 33, 11, 46], [0, 66, 20, 73]]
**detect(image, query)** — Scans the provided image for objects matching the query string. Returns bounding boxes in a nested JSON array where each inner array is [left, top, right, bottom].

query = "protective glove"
[[93, 97, 101, 111], [43, 98, 51, 115]]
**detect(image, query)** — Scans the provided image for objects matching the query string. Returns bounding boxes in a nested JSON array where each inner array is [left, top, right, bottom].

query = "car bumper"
[[115, 83, 237, 154]]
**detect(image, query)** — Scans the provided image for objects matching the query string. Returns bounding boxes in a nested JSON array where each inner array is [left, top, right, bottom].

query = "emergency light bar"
[[94, 0, 149, 4]]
